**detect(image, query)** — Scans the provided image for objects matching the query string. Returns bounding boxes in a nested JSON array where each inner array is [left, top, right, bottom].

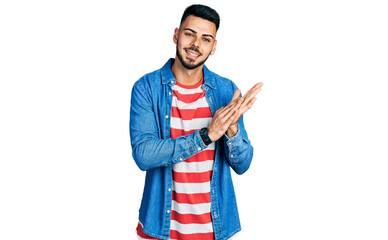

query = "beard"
[[176, 44, 211, 70]]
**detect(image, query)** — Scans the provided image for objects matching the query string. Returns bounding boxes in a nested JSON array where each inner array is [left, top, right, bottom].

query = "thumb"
[[231, 89, 241, 102]]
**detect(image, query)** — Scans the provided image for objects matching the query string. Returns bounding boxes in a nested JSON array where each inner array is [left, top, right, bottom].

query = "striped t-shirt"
[[137, 76, 215, 240]]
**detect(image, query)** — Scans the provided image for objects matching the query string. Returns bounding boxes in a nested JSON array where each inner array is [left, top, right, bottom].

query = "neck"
[[171, 57, 203, 86]]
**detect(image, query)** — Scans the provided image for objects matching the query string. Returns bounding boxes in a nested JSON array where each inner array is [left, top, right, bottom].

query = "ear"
[[173, 28, 179, 44], [210, 39, 217, 55]]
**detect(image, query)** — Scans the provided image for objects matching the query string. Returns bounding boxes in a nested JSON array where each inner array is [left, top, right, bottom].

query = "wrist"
[[207, 128, 216, 142], [227, 124, 238, 138], [199, 127, 213, 145]]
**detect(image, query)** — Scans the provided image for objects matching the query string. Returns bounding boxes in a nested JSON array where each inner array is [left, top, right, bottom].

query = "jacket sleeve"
[[129, 80, 207, 171], [222, 83, 254, 175]]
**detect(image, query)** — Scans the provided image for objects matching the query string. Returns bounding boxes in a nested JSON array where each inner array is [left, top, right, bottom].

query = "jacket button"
[[197, 147, 201, 151], [165, 115, 169, 118], [168, 188, 171, 192], [167, 210, 170, 214]]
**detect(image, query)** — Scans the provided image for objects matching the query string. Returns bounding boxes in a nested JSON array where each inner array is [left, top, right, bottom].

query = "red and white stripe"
[[170, 78, 215, 240], [137, 77, 215, 240]]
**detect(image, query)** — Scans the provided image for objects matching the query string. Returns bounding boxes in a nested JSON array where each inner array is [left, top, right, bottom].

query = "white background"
[[1, 0, 387, 239]]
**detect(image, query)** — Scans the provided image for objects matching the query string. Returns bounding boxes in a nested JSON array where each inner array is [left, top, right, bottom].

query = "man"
[[130, 4, 263, 240]]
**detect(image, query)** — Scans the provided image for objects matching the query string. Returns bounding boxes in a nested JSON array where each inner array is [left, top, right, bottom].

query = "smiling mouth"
[[185, 49, 201, 59]]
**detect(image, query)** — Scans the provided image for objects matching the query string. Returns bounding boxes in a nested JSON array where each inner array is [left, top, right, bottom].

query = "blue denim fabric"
[[130, 59, 254, 240]]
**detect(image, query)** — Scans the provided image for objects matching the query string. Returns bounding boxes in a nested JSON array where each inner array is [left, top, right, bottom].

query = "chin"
[[176, 47, 209, 70]]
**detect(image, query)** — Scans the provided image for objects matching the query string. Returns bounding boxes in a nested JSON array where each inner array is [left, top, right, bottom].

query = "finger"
[[247, 97, 257, 108], [243, 83, 263, 100], [240, 88, 261, 110], [239, 97, 258, 115], [225, 90, 242, 110], [240, 84, 262, 106], [219, 96, 242, 116], [227, 107, 243, 125], [244, 83, 262, 95], [231, 89, 241, 101], [219, 98, 243, 120], [249, 82, 263, 94], [225, 99, 243, 119]]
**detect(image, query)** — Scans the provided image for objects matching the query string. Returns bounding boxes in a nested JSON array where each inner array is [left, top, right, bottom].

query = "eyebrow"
[[183, 28, 214, 39]]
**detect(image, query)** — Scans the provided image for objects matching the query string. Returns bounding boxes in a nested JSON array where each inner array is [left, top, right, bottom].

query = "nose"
[[191, 36, 201, 48]]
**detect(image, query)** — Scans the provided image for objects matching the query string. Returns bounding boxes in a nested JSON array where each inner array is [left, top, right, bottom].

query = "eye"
[[185, 33, 194, 37], [203, 38, 211, 42]]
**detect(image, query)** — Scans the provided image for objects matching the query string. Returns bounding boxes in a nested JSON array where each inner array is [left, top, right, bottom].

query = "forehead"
[[180, 15, 217, 36]]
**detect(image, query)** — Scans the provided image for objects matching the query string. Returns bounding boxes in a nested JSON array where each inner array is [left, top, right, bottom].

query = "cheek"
[[203, 44, 214, 54], [178, 35, 191, 46]]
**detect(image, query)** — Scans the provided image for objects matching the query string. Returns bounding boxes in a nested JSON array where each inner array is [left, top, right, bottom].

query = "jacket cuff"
[[194, 129, 208, 152], [224, 125, 243, 155], [170, 130, 209, 165], [184, 130, 208, 161], [224, 124, 242, 143]]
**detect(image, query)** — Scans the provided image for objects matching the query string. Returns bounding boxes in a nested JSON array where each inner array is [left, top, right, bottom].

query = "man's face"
[[173, 15, 217, 70]]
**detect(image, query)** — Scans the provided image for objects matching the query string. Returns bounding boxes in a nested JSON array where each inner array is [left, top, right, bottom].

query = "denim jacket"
[[130, 59, 254, 240]]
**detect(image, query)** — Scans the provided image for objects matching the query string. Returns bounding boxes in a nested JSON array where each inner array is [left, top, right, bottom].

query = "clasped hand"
[[207, 82, 263, 142]]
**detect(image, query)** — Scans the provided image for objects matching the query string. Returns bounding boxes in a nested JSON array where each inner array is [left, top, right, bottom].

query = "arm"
[[130, 80, 207, 171], [223, 82, 263, 174], [223, 116, 254, 175]]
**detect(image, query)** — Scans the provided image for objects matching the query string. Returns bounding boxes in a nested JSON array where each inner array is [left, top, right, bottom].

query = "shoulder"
[[207, 69, 239, 101], [132, 67, 166, 102], [214, 72, 237, 88], [130, 69, 163, 107], [205, 64, 238, 90], [133, 59, 173, 91], [134, 68, 161, 89]]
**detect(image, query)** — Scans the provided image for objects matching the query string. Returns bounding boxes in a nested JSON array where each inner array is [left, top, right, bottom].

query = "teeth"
[[187, 51, 199, 57]]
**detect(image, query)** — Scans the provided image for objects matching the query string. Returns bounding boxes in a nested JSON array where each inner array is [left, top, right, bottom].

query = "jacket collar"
[[161, 58, 216, 89]]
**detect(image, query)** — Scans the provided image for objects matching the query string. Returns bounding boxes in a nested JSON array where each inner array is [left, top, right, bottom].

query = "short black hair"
[[180, 4, 220, 31]]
